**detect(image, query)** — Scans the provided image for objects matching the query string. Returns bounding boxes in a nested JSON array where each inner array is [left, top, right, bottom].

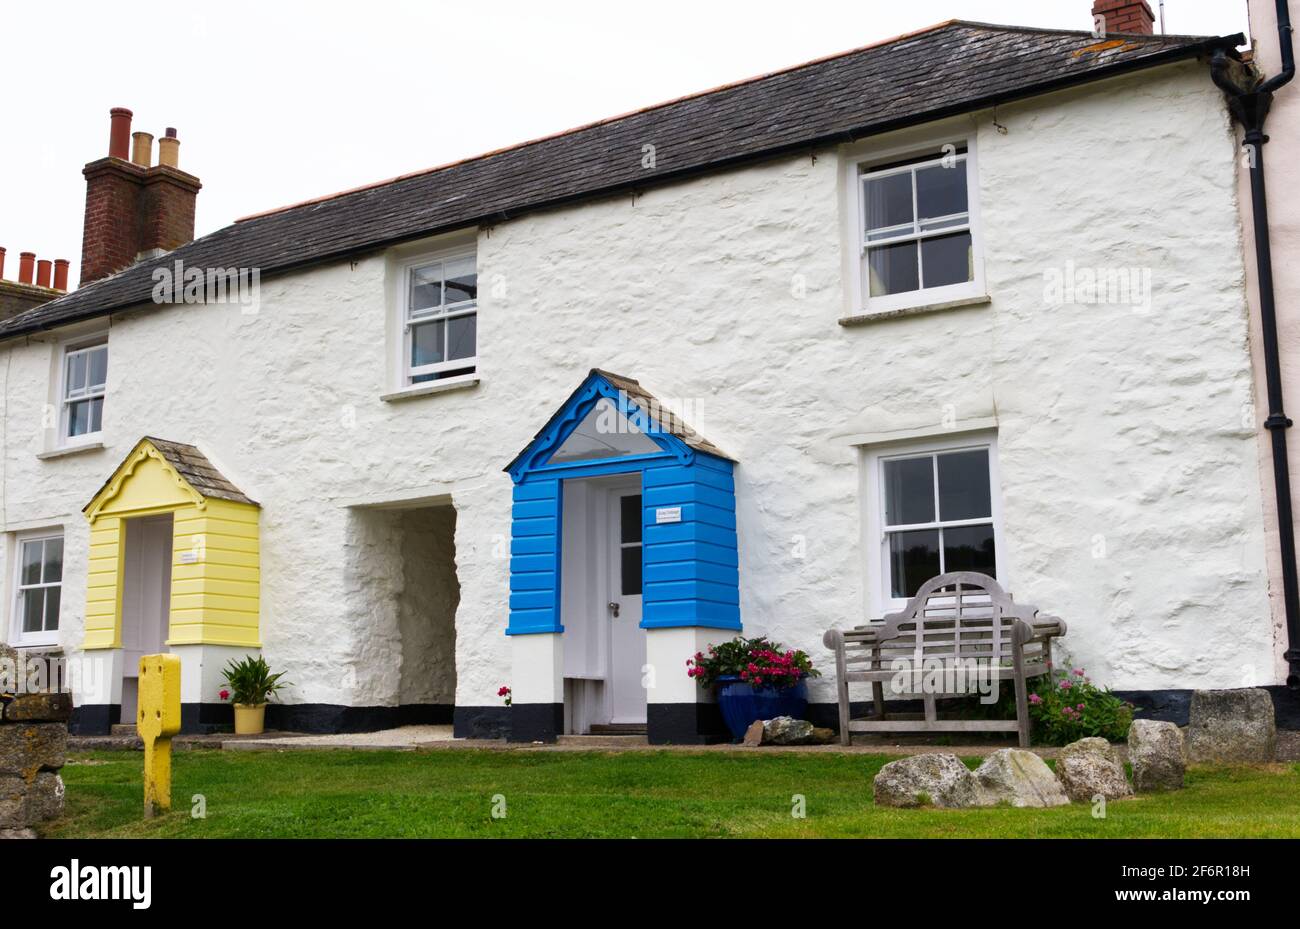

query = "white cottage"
[[0, 9, 1279, 742]]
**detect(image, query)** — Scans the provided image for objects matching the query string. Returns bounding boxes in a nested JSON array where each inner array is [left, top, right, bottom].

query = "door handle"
[[608, 601, 620, 618]]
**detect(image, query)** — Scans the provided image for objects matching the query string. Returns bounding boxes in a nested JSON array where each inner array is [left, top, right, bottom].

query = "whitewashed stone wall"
[[0, 60, 1274, 715]]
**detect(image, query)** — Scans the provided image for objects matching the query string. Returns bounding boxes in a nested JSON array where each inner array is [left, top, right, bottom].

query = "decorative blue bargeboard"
[[504, 370, 741, 636]]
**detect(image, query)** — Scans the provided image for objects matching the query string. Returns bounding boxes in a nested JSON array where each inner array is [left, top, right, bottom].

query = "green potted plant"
[[219, 655, 290, 735]]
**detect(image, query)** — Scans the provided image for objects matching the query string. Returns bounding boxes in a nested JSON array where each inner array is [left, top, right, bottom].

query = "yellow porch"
[[82, 437, 261, 650]]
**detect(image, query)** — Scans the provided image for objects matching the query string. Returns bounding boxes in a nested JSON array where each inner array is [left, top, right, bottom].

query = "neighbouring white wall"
[[0, 60, 1274, 713]]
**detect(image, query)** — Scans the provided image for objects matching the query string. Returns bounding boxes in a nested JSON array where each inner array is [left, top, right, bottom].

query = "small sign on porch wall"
[[178, 551, 200, 564], [655, 507, 682, 524]]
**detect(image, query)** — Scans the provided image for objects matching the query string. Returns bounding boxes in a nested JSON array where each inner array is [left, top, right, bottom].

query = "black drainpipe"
[[1211, 0, 1300, 688]]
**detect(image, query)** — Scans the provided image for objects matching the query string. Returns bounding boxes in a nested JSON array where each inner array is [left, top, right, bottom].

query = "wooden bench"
[[822, 572, 1066, 747]]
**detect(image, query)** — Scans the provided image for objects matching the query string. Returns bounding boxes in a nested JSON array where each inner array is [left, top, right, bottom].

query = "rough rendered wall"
[[0, 61, 1274, 716], [398, 506, 458, 706]]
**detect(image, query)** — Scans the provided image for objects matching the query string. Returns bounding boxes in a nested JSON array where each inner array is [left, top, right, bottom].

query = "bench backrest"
[[860, 572, 1022, 667]]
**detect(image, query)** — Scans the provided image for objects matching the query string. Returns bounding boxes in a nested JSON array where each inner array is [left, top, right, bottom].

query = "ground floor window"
[[10, 531, 63, 646], [864, 435, 1002, 613]]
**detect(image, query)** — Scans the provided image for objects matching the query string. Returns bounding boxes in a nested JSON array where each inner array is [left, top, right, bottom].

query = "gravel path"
[[222, 724, 454, 751]]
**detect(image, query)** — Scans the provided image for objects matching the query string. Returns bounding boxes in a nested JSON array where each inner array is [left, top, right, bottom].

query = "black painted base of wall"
[[507, 703, 564, 743], [263, 703, 453, 734], [453, 705, 510, 739], [65, 688, 1300, 740], [647, 702, 728, 744], [1113, 687, 1300, 729], [69, 704, 121, 735], [181, 702, 234, 734]]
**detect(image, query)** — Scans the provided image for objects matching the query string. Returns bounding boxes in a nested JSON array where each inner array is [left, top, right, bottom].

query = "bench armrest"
[[1028, 613, 1067, 638]]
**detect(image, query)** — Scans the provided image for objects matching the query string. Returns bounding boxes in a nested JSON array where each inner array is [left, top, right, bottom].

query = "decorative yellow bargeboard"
[[82, 437, 261, 650]]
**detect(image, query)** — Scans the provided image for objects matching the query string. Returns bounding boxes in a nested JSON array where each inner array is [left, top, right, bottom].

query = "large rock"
[[0, 776, 25, 828], [1056, 737, 1131, 802], [808, 727, 837, 745], [764, 717, 814, 745], [27, 772, 64, 821], [3, 692, 73, 723], [1187, 689, 1276, 764], [974, 748, 1070, 807], [1128, 719, 1185, 791], [750, 717, 837, 746], [1059, 736, 1122, 767], [0, 722, 66, 777], [874, 753, 985, 808]]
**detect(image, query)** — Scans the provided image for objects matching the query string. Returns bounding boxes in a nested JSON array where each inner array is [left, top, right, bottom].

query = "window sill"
[[37, 440, 105, 460], [9, 640, 62, 652], [840, 294, 991, 327], [381, 375, 480, 403]]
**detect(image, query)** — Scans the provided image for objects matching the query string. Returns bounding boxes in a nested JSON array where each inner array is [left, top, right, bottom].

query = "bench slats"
[[823, 572, 1068, 749]]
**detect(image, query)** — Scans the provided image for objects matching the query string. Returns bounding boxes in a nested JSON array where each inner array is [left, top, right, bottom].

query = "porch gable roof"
[[505, 369, 733, 480], [83, 436, 256, 521]]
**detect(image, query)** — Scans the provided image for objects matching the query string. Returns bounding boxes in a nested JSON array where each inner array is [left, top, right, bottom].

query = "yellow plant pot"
[[233, 703, 266, 735]]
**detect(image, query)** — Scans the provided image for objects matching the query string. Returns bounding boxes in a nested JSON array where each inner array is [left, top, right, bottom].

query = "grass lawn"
[[46, 748, 1300, 839]]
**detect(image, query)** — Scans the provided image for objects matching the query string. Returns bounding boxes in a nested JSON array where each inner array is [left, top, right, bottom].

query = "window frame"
[[846, 135, 986, 316], [395, 248, 478, 388], [58, 336, 108, 446], [8, 530, 64, 648], [862, 433, 1005, 617]]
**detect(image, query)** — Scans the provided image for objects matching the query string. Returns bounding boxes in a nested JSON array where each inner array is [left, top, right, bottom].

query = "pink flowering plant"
[[1026, 665, 1134, 744], [686, 636, 819, 691]]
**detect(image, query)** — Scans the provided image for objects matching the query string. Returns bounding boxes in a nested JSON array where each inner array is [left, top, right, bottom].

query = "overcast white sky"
[[0, 0, 1252, 285]]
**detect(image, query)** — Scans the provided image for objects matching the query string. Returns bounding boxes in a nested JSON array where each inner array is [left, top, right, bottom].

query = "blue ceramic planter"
[[716, 677, 809, 741]]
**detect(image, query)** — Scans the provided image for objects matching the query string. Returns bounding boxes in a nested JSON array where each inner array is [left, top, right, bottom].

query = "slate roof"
[[593, 369, 734, 461], [1, 20, 1241, 342], [85, 436, 257, 511], [144, 437, 256, 505]]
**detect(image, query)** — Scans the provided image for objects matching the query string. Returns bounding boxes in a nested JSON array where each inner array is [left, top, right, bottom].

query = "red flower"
[[219, 689, 230, 701], [497, 686, 511, 697]]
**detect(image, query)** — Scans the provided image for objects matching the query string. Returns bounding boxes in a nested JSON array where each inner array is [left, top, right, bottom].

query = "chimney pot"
[[157, 130, 180, 168], [1091, 0, 1156, 35], [108, 107, 133, 160], [131, 131, 154, 167], [53, 259, 70, 292], [35, 259, 52, 289], [18, 252, 35, 285], [0, 246, 6, 280]]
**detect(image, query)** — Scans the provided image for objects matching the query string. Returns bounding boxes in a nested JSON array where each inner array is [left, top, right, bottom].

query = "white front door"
[[606, 486, 646, 724], [120, 514, 173, 722]]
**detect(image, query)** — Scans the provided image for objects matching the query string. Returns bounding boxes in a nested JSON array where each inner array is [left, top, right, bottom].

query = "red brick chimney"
[[1092, 0, 1156, 35], [80, 108, 201, 286], [0, 247, 71, 319]]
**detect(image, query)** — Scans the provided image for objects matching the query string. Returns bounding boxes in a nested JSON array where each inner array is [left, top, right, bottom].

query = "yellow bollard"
[[137, 653, 181, 818]]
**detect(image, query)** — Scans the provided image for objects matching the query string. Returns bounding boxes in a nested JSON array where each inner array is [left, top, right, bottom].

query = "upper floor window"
[[10, 531, 63, 647], [864, 436, 1002, 613], [61, 339, 107, 441], [855, 141, 984, 315], [402, 253, 477, 385]]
